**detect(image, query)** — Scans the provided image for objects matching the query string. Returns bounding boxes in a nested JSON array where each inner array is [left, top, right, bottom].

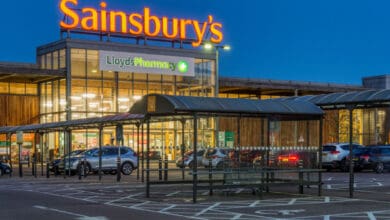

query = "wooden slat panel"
[[0, 95, 39, 126]]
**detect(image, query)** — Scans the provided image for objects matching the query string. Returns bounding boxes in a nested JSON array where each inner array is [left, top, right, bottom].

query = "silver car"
[[64, 146, 138, 175], [322, 143, 363, 171], [176, 149, 205, 168], [202, 148, 229, 168]]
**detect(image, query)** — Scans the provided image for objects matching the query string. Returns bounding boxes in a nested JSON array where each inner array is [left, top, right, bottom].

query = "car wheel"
[[375, 162, 384, 173], [79, 163, 91, 176], [188, 162, 194, 169], [121, 162, 134, 175]]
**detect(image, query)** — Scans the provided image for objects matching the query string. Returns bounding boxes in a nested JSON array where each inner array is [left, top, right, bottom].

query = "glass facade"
[[37, 42, 217, 160]]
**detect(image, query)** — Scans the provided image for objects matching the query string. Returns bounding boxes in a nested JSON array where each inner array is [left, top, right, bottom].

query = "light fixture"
[[70, 96, 82, 100], [44, 102, 53, 107], [118, 97, 130, 102], [204, 43, 213, 50], [60, 99, 67, 106], [82, 93, 96, 98], [119, 105, 129, 110], [133, 95, 142, 100], [88, 102, 99, 108], [91, 69, 98, 73]]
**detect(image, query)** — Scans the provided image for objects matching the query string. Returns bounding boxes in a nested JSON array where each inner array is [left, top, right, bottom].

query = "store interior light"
[[102, 100, 112, 104], [118, 97, 130, 102], [71, 106, 77, 110], [88, 102, 99, 108], [119, 105, 129, 110], [91, 69, 98, 73], [71, 96, 82, 100], [223, 45, 231, 51], [60, 99, 67, 106], [82, 93, 96, 98], [133, 95, 142, 101], [44, 102, 53, 107]]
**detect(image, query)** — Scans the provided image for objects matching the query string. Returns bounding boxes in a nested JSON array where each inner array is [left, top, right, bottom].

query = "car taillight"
[[290, 155, 298, 162], [330, 150, 340, 155], [360, 155, 369, 160], [278, 156, 282, 161]]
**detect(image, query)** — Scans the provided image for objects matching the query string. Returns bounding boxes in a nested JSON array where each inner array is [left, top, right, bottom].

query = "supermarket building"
[[0, 0, 388, 163]]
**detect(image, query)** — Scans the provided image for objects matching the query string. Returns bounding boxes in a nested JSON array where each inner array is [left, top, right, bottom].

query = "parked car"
[[50, 149, 85, 174], [322, 143, 363, 171], [176, 149, 205, 168], [368, 145, 390, 173], [345, 147, 371, 171], [64, 146, 138, 175], [202, 148, 229, 168], [0, 161, 11, 176]]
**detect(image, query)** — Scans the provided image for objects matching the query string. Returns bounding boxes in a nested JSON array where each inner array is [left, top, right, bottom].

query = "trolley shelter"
[[129, 94, 324, 203]]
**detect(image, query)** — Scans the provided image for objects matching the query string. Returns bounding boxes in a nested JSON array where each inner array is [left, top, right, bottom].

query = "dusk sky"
[[1, 0, 390, 85]]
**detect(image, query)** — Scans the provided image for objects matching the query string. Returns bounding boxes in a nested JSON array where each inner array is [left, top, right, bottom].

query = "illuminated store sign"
[[99, 51, 195, 76], [59, 0, 223, 47]]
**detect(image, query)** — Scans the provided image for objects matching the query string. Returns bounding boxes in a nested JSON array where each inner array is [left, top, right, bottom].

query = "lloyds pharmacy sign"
[[99, 51, 195, 76]]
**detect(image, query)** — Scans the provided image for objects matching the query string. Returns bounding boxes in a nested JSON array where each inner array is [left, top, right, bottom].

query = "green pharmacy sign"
[[100, 51, 195, 76]]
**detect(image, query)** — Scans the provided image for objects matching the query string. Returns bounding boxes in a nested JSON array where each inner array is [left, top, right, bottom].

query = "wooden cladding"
[[0, 95, 39, 126]]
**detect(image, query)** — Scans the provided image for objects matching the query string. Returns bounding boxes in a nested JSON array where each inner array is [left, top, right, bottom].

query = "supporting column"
[[318, 118, 323, 196], [40, 132, 44, 176], [193, 114, 198, 203], [348, 106, 355, 198], [98, 125, 103, 181], [181, 119, 186, 180], [146, 118, 150, 198], [237, 115, 241, 168], [136, 122, 140, 180], [141, 123, 144, 183], [6, 133, 12, 176]]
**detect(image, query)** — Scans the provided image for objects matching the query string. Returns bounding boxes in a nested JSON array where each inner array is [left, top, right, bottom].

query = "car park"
[[176, 149, 205, 168], [64, 146, 138, 175], [322, 143, 363, 171], [202, 148, 229, 168], [0, 161, 11, 176]]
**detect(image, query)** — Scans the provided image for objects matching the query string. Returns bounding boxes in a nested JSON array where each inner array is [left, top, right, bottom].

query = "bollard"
[[78, 162, 82, 180], [164, 158, 168, 181], [209, 158, 213, 195], [298, 160, 304, 194], [158, 159, 162, 181], [116, 157, 121, 182], [46, 162, 50, 178]]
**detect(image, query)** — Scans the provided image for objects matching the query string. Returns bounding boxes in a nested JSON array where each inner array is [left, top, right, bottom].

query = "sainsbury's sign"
[[59, 0, 223, 47], [99, 51, 195, 76]]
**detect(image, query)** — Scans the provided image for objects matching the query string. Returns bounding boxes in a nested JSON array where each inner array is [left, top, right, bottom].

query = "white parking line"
[[195, 202, 221, 217], [159, 205, 176, 213], [166, 191, 180, 197], [324, 197, 330, 203], [230, 214, 242, 220], [130, 201, 150, 208], [367, 212, 376, 220], [288, 199, 297, 205], [33, 205, 108, 220], [326, 184, 332, 189], [249, 200, 260, 207], [323, 215, 330, 220], [105, 192, 144, 204]]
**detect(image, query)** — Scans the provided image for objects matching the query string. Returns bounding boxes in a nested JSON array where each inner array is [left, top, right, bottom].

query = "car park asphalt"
[[2, 167, 390, 219]]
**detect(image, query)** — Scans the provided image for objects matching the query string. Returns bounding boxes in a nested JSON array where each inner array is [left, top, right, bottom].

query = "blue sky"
[[1, 0, 390, 85]]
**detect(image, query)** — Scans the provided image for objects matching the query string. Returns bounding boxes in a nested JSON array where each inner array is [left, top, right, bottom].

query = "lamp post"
[[204, 43, 230, 148]]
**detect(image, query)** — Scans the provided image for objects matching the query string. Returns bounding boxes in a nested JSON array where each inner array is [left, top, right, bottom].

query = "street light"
[[203, 42, 231, 97], [203, 42, 230, 148]]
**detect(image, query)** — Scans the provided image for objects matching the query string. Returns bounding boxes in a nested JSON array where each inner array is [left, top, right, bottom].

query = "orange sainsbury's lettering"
[[210, 22, 223, 44], [60, 0, 79, 29], [81, 7, 98, 31], [129, 13, 143, 35], [59, 0, 223, 47]]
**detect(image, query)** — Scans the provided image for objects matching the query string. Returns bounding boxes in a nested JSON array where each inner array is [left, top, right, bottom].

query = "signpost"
[[116, 124, 123, 182]]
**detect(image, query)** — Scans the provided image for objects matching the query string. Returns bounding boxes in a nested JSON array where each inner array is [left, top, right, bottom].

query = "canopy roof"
[[280, 89, 390, 109], [129, 94, 324, 118], [0, 113, 143, 133]]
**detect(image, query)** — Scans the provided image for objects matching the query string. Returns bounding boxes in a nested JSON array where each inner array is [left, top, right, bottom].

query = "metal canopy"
[[129, 94, 324, 117], [0, 113, 144, 134], [280, 89, 390, 109]]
